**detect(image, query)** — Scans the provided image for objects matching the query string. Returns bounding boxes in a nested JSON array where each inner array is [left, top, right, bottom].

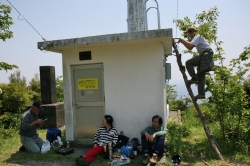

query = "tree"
[[166, 84, 177, 104], [0, 71, 31, 114], [174, 7, 250, 155], [8, 70, 26, 86], [0, 83, 30, 114], [56, 76, 64, 102], [28, 73, 41, 102], [166, 85, 192, 111], [0, 3, 18, 72], [0, 3, 13, 41], [0, 3, 17, 71], [0, 62, 18, 72]]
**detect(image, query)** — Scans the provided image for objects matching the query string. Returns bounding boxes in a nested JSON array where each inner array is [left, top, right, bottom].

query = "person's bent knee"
[[186, 60, 192, 66], [27, 147, 41, 153], [33, 149, 41, 153], [158, 135, 165, 141]]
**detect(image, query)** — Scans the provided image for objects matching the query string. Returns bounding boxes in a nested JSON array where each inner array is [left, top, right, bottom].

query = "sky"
[[0, 0, 249, 98]]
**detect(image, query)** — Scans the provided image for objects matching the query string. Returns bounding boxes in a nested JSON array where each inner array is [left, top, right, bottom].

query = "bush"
[[0, 83, 31, 114], [167, 122, 190, 156], [0, 112, 21, 129]]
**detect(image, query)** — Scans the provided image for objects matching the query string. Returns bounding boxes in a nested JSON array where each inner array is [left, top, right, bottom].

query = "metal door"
[[72, 64, 104, 145]]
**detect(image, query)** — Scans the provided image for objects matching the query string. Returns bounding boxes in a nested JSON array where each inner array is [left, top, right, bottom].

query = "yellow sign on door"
[[78, 78, 98, 90]]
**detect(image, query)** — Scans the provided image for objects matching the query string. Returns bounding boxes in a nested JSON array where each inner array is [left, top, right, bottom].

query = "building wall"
[[62, 42, 167, 141]]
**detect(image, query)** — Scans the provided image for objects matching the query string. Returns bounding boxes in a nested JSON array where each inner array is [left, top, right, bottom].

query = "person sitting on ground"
[[178, 26, 214, 100], [19, 101, 45, 153], [140, 115, 166, 164], [77, 115, 118, 166]]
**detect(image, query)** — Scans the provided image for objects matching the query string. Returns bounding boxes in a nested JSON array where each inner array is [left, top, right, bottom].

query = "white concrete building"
[[37, 0, 172, 145]]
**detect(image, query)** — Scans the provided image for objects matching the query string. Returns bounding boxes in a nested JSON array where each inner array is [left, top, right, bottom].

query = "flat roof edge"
[[37, 28, 172, 50]]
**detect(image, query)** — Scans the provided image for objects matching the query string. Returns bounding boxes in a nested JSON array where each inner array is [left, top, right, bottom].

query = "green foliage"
[[173, 6, 250, 155], [167, 122, 190, 156], [0, 4, 18, 73], [0, 83, 31, 114], [166, 84, 177, 104], [0, 3, 14, 41], [171, 97, 192, 111], [28, 73, 41, 102], [0, 111, 21, 129], [166, 84, 191, 111], [8, 70, 27, 86], [206, 45, 250, 144], [0, 62, 18, 71], [56, 76, 64, 102], [0, 72, 64, 116], [0, 71, 31, 114]]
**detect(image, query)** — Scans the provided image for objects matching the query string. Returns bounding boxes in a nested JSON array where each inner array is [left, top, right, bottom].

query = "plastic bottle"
[[67, 140, 70, 148], [108, 142, 112, 158]]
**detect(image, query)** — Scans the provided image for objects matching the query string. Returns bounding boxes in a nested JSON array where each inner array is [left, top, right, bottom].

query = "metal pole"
[[145, 0, 161, 30], [127, 0, 130, 32], [136, 0, 139, 31], [144, 0, 148, 30], [154, 0, 161, 29]]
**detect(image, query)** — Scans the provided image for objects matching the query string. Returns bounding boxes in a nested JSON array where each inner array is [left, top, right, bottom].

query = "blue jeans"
[[20, 134, 44, 153], [141, 135, 165, 156]]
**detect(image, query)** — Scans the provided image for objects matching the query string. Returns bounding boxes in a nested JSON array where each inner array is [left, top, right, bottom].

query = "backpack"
[[46, 128, 61, 143], [121, 146, 133, 157], [131, 138, 139, 150], [113, 135, 129, 149]]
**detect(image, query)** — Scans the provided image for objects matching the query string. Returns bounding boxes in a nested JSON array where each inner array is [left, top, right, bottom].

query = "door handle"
[[74, 102, 82, 109]]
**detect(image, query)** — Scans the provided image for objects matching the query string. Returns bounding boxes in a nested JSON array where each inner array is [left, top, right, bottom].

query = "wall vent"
[[79, 51, 92, 61]]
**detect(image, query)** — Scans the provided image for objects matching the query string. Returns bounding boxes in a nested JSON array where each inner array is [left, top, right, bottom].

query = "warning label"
[[78, 78, 98, 90]]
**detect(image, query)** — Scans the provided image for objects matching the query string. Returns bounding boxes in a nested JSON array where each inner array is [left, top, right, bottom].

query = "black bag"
[[171, 154, 181, 164], [113, 135, 129, 149], [55, 148, 74, 156]]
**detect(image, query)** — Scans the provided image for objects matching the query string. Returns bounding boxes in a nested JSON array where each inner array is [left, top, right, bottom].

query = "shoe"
[[150, 153, 158, 164], [142, 153, 150, 164], [194, 94, 205, 100], [78, 157, 89, 166], [158, 153, 166, 164], [19, 145, 26, 152], [188, 77, 199, 83]]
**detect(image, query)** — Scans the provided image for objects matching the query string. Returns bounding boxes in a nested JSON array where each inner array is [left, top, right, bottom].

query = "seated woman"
[[140, 115, 166, 164], [77, 115, 118, 166]]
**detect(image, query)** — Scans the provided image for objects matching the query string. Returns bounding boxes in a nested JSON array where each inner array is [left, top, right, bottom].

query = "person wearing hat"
[[19, 101, 45, 153], [178, 27, 214, 100]]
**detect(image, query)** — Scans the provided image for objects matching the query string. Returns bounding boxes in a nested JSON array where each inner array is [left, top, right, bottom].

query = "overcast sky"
[[0, 0, 249, 98]]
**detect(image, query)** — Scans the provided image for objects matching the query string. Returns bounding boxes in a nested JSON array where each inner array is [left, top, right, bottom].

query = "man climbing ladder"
[[172, 29, 224, 161], [178, 27, 214, 100]]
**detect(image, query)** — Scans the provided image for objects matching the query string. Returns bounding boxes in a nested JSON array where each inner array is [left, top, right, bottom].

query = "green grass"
[[0, 129, 167, 166], [166, 108, 250, 166], [2, 107, 250, 165], [0, 129, 76, 166]]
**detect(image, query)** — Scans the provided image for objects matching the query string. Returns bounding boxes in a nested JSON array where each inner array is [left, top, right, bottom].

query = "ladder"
[[172, 39, 224, 161]]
